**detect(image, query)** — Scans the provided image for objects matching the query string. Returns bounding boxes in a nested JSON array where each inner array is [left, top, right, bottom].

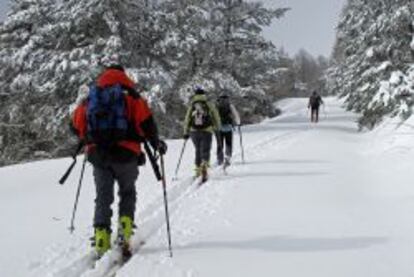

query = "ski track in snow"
[[3, 97, 414, 276], [26, 101, 306, 277]]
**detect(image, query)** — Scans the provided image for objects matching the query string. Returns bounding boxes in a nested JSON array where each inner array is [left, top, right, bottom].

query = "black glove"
[[137, 152, 146, 166], [156, 140, 168, 155], [183, 134, 190, 140]]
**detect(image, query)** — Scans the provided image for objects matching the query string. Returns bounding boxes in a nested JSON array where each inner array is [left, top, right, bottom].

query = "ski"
[[97, 239, 146, 277]]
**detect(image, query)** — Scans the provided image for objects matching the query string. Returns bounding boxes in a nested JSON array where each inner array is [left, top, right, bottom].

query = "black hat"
[[194, 86, 205, 95]]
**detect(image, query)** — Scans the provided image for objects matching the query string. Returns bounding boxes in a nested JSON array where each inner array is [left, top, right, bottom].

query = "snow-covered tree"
[[0, 0, 288, 165], [0, 0, 172, 164], [328, 0, 414, 129]]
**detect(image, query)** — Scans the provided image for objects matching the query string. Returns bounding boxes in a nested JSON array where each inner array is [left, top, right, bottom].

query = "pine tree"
[[328, 0, 414, 129], [0, 0, 289, 165]]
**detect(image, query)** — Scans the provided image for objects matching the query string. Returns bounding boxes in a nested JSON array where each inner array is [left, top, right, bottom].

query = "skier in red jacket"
[[71, 64, 167, 258]]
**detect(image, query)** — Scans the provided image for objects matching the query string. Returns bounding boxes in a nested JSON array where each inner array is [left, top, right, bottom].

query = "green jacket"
[[183, 94, 221, 135]]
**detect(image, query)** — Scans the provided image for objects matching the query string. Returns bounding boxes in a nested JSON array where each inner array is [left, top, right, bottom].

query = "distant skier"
[[308, 90, 324, 123], [183, 86, 221, 183], [215, 92, 241, 167], [70, 64, 167, 258]]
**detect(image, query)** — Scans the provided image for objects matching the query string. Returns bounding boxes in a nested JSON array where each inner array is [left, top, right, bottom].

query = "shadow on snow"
[[143, 235, 388, 254]]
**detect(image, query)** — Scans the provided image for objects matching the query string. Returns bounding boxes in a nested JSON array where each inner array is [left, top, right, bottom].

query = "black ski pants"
[[311, 106, 320, 123], [92, 160, 138, 230], [190, 131, 213, 167], [216, 131, 233, 163]]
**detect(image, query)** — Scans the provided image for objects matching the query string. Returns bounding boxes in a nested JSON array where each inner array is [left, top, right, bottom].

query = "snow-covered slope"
[[2, 97, 414, 277]]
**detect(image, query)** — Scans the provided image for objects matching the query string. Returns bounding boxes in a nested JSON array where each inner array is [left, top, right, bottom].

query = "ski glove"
[[156, 140, 168, 155]]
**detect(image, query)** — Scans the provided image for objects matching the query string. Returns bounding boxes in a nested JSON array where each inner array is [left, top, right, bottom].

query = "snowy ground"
[[2, 97, 414, 277]]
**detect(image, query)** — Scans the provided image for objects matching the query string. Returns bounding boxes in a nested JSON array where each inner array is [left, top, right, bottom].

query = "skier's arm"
[[183, 106, 193, 136], [230, 104, 241, 126], [140, 116, 159, 144], [70, 103, 87, 140]]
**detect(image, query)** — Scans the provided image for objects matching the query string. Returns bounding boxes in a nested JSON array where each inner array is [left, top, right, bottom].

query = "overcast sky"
[[262, 0, 347, 57], [0, 0, 8, 21], [0, 0, 346, 57]]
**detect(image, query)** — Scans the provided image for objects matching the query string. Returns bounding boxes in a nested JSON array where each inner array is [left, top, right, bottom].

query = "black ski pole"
[[69, 154, 87, 233], [143, 141, 162, 181], [160, 154, 173, 257], [173, 139, 188, 180], [238, 126, 245, 164], [143, 141, 173, 256], [59, 141, 84, 185]]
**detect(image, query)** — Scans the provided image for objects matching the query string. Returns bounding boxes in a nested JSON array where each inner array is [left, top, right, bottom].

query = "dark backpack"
[[217, 98, 233, 125], [86, 84, 129, 148], [190, 100, 212, 129]]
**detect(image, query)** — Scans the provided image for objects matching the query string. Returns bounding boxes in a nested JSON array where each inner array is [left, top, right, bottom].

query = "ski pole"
[[160, 154, 173, 257], [173, 139, 188, 180], [143, 140, 162, 181], [59, 141, 84, 185], [69, 154, 87, 233], [143, 141, 173, 256], [238, 126, 245, 164]]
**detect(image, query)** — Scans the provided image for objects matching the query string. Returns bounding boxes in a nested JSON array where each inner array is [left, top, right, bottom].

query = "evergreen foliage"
[[328, 0, 414, 129], [0, 0, 288, 165]]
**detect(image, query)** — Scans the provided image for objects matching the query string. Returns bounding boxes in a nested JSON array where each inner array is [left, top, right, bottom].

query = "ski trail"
[[34, 120, 306, 277], [50, 175, 195, 277], [102, 128, 308, 276], [83, 127, 304, 277]]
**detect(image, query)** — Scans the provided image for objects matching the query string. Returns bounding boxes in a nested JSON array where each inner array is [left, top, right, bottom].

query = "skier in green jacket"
[[183, 86, 221, 183]]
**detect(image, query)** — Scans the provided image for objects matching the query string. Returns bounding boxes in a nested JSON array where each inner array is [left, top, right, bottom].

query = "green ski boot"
[[94, 227, 111, 258], [117, 216, 133, 260], [194, 166, 202, 178]]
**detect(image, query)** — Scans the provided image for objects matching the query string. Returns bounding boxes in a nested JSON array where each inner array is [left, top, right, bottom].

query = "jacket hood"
[[97, 69, 135, 89]]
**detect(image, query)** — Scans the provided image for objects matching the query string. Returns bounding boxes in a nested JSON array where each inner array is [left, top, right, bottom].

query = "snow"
[[366, 47, 374, 58], [2, 97, 414, 276], [389, 71, 403, 85], [376, 61, 391, 72], [411, 36, 414, 51]]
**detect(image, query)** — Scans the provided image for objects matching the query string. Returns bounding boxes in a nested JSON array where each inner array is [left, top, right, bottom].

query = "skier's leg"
[[216, 132, 224, 165], [201, 132, 213, 165], [113, 160, 138, 253], [93, 165, 115, 229], [311, 108, 316, 122], [92, 165, 115, 256], [200, 132, 213, 180], [191, 132, 202, 176], [224, 131, 233, 159], [113, 160, 139, 223], [316, 108, 319, 122]]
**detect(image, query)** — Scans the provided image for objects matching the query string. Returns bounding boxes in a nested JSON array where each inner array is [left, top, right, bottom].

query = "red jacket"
[[71, 69, 157, 155]]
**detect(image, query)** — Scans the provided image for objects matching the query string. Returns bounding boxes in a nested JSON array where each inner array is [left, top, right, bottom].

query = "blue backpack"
[[86, 84, 129, 148]]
